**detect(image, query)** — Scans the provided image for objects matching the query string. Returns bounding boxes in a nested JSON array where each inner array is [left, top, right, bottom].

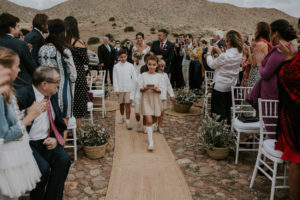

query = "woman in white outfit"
[[132, 32, 150, 132]]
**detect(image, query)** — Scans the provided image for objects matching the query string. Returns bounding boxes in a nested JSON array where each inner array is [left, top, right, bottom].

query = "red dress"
[[275, 51, 300, 164]]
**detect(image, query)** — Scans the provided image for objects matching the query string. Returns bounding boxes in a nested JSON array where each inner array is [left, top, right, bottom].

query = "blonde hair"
[[0, 47, 18, 103], [158, 59, 166, 68]]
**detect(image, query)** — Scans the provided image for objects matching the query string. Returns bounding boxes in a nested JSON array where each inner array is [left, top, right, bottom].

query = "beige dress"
[[139, 72, 162, 117]]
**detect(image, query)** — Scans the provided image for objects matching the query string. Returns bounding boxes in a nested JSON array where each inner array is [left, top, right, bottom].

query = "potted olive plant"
[[79, 123, 110, 159], [173, 88, 199, 113], [197, 114, 236, 160]]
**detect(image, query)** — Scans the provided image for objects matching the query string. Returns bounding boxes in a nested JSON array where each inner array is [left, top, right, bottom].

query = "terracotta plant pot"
[[83, 143, 107, 159], [173, 103, 192, 113], [205, 146, 230, 160]]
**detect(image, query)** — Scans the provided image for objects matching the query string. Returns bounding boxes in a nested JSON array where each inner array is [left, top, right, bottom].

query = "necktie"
[[160, 43, 164, 51], [44, 97, 65, 146]]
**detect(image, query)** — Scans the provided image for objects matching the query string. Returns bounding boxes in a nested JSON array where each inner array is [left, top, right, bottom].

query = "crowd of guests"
[[0, 9, 299, 200]]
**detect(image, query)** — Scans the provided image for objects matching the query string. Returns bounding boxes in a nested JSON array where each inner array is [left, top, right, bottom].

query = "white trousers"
[[182, 65, 189, 87]]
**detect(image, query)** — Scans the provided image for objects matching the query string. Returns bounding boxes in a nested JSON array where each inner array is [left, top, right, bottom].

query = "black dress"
[[71, 40, 89, 118]]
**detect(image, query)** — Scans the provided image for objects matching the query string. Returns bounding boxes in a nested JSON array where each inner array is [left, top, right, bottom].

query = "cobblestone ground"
[[20, 95, 290, 200]]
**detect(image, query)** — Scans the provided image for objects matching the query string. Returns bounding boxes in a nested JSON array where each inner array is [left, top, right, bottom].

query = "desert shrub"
[[105, 33, 114, 41], [150, 27, 155, 32], [109, 17, 115, 22], [124, 26, 134, 32], [172, 33, 179, 38], [91, 21, 95, 24], [112, 23, 116, 27], [87, 37, 100, 45]]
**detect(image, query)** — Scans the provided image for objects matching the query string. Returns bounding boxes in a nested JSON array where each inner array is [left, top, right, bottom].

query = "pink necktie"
[[45, 97, 65, 146]]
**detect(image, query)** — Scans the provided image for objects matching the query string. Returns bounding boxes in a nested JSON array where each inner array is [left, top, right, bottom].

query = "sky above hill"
[[8, 0, 68, 10], [208, 0, 300, 17]]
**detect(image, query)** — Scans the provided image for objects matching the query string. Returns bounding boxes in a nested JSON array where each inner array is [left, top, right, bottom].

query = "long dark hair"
[[270, 19, 297, 42], [255, 22, 271, 42], [64, 16, 80, 47], [46, 19, 68, 58]]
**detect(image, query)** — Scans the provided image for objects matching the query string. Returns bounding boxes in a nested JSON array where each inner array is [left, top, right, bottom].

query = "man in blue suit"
[[25, 13, 48, 66], [17, 66, 71, 200], [0, 13, 37, 88]]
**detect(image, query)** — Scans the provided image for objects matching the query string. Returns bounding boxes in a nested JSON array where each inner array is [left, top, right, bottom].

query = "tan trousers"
[[182, 65, 189, 87]]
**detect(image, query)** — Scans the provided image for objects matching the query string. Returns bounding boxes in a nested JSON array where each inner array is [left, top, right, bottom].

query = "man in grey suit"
[[0, 13, 37, 89], [25, 13, 48, 66]]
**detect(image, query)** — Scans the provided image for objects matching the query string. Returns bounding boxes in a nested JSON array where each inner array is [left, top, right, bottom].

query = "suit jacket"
[[25, 28, 46, 66], [150, 40, 174, 73], [0, 35, 37, 88], [16, 85, 67, 138], [97, 44, 115, 69], [122, 45, 133, 64]]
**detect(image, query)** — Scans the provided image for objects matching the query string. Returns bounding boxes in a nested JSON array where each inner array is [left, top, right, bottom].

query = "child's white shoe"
[[146, 126, 154, 151], [152, 123, 157, 132], [136, 122, 143, 132], [126, 120, 132, 130], [118, 116, 124, 124], [158, 127, 164, 134]]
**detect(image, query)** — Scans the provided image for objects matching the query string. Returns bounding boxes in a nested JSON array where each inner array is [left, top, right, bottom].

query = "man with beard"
[[25, 14, 49, 65]]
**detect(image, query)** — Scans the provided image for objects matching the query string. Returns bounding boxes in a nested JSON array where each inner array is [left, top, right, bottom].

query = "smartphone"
[[146, 84, 154, 88], [210, 38, 214, 46], [176, 38, 178, 43]]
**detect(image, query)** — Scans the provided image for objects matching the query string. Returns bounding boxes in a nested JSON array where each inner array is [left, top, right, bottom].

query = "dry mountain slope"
[[0, 0, 297, 41]]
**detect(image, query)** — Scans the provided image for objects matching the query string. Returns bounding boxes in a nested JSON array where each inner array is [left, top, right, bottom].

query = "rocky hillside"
[[1, 0, 297, 44]]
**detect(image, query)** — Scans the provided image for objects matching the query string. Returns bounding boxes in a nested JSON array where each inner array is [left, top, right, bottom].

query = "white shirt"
[[7, 33, 14, 38], [159, 73, 174, 100], [160, 39, 167, 48], [138, 72, 163, 92], [105, 44, 111, 52], [206, 48, 243, 92], [113, 61, 137, 99], [34, 27, 43, 37], [29, 86, 55, 141]]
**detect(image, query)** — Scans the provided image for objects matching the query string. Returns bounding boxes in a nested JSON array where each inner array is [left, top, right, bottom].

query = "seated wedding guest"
[[207, 30, 243, 124], [16, 66, 71, 200], [0, 13, 37, 89], [248, 22, 273, 87], [0, 47, 42, 200], [275, 37, 300, 200], [25, 14, 48, 66], [39, 19, 77, 127], [247, 19, 297, 132]]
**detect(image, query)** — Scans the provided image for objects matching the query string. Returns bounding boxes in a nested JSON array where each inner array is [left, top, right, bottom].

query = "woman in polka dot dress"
[[64, 16, 89, 129]]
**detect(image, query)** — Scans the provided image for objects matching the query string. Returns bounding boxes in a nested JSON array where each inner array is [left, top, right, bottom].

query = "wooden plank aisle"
[[105, 111, 192, 200]]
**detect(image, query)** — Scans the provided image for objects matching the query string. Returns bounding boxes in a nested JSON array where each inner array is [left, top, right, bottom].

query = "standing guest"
[[170, 34, 185, 89], [114, 40, 121, 61], [157, 59, 174, 134], [64, 16, 89, 129], [16, 66, 71, 200], [241, 44, 253, 86], [0, 13, 37, 89], [0, 47, 42, 200], [275, 33, 300, 200], [201, 39, 212, 71], [298, 18, 300, 51], [242, 32, 250, 46], [123, 40, 134, 64], [19, 29, 30, 40], [113, 49, 137, 130], [188, 38, 204, 90], [207, 30, 243, 124], [25, 14, 48, 66], [139, 55, 162, 150], [248, 22, 273, 87], [132, 32, 150, 131], [39, 19, 77, 127], [150, 29, 174, 73], [98, 37, 115, 85], [247, 19, 297, 131], [211, 30, 226, 58], [181, 34, 193, 88]]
